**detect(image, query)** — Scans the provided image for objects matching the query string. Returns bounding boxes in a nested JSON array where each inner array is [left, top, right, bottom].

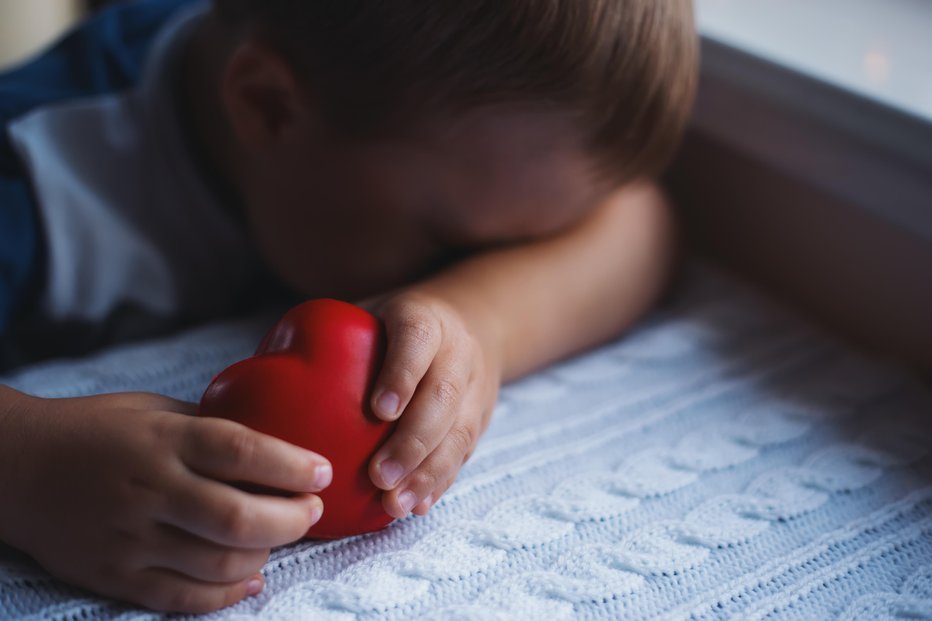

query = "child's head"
[[202, 0, 697, 295]]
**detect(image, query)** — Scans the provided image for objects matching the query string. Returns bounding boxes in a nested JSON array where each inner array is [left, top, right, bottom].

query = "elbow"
[[601, 180, 681, 340], [645, 182, 683, 305]]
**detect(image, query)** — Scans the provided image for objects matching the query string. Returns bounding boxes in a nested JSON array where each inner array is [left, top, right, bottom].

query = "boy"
[[0, 0, 697, 613]]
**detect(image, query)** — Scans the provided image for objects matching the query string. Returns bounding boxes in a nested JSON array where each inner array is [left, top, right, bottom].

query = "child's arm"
[[365, 180, 676, 516], [0, 386, 333, 613]]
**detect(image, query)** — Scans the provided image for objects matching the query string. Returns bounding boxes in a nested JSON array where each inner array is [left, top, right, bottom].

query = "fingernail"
[[314, 463, 332, 489], [421, 494, 434, 512], [399, 490, 417, 515], [375, 391, 400, 419], [380, 460, 404, 487], [246, 577, 264, 596], [309, 501, 323, 525]]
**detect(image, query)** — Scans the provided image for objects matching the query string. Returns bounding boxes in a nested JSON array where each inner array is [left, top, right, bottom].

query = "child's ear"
[[221, 40, 314, 148]]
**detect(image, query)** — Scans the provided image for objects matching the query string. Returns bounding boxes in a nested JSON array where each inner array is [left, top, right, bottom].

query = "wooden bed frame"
[[666, 39, 932, 377]]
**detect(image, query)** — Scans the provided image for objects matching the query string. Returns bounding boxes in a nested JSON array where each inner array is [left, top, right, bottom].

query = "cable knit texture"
[[1, 264, 930, 620]]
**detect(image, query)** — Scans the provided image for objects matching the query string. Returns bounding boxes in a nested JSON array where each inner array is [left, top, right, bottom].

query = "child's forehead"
[[373, 108, 611, 244], [337, 105, 601, 192], [378, 106, 596, 194], [314, 104, 611, 235], [421, 105, 586, 158]]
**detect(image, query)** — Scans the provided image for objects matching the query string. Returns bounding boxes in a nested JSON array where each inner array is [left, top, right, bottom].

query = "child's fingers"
[[178, 417, 332, 493], [413, 475, 456, 516], [160, 476, 322, 548], [146, 523, 270, 584], [368, 362, 466, 490], [128, 567, 264, 614], [382, 421, 478, 518], [371, 305, 442, 421], [97, 392, 198, 416]]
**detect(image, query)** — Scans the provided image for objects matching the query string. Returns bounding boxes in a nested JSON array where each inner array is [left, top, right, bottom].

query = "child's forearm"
[[405, 180, 677, 382], [352, 181, 674, 518]]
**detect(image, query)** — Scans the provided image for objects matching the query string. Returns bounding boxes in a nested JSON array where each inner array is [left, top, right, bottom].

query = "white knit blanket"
[[2, 265, 931, 620]]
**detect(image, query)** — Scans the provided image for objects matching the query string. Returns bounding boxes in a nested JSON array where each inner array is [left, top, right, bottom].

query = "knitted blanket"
[[2, 265, 930, 620]]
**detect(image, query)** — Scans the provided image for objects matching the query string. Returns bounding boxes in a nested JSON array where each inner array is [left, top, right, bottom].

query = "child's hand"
[[0, 388, 331, 613], [365, 292, 501, 518]]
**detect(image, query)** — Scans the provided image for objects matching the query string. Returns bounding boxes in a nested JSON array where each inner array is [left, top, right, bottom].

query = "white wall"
[[696, 0, 932, 124]]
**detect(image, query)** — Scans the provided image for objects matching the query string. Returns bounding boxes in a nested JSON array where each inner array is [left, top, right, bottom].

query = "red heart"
[[198, 299, 396, 539]]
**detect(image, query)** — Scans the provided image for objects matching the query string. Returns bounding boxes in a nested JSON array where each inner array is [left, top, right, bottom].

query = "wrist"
[[402, 284, 507, 383], [463, 302, 506, 384], [0, 385, 43, 541], [0, 382, 41, 428]]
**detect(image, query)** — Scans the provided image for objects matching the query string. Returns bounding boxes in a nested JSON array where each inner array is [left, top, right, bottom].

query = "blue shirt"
[[0, 0, 195, 335], [0, 0, 264, 367]]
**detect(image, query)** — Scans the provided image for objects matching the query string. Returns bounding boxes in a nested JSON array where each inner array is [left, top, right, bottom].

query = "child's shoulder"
[[0, 0, 257, 365]]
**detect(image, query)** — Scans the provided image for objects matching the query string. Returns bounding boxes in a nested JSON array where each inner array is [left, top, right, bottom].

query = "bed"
[[2, 263, 930, 620]]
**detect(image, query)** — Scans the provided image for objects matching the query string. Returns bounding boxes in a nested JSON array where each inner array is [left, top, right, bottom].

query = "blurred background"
[[666, 0, 932, 374], [0, 1, 124, 69], [0, 1, 95, 70]]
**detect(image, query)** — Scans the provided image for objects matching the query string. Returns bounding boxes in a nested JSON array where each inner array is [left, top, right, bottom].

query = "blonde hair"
[[215, 0, 698, 182]]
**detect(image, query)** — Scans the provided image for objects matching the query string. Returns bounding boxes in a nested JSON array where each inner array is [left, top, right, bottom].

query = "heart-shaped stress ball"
[[198, 299, 396, 539]]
